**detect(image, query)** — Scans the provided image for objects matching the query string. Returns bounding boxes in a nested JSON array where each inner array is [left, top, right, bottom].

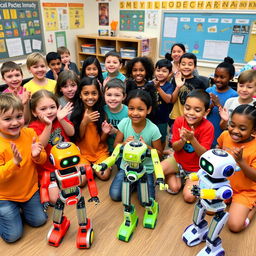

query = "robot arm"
[[189, 172, 199, 181], [85, 165, 99, 204], [39, 171, 53, 210], [199, 186, 233, 200]]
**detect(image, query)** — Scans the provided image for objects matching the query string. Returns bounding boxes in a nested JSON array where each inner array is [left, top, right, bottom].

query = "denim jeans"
[[109, 169, 155, 205], [0, 190, 47, 243]]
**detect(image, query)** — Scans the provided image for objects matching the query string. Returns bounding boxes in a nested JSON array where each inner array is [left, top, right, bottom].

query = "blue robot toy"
[[93, 140, 168, 242], [182, 148, 236, 256]]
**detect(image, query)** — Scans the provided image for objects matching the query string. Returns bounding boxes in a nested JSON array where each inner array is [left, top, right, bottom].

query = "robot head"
[[199, 149, 236, 179], [49, 142, 81, 170]]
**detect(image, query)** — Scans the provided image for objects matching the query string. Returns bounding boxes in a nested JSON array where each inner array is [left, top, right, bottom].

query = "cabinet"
[[76, 34, 157, 72]]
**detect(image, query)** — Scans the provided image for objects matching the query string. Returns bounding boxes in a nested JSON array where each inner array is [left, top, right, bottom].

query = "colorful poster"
[[43, 7, 59, 31], [69, 3, 84, 29], [120, 10, 145, 31], [55, 31, 67, 48]]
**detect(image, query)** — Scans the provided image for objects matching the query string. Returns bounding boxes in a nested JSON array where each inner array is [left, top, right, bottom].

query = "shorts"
[[231, 191, 256, 209], [157, 123, 168, 143], [80, 154, 109, 166]]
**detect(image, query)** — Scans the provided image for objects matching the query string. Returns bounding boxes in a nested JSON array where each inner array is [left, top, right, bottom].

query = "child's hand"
[[174, 72, 185, 88], [82, 109, 100, 123], [64, 62, 69, 71], [103, 77, 111, 88], [53, 70, 58, 81], [209, 93, 220, 107], [124, 136, 134, 144], [139, 136, 146, 144], [219, 106, 229, 122], [152, 78, 160, 89], [178, 127, 187, 142], [31, 137, 43, 158], [10, 142, 22, 166], [101, 120, 112, 134], [57, 102, 73, 121], [180, 127, 195, 141], [231, 146, 244, 163], [20, 89, 31, 105], [38, 113, 52, 126]]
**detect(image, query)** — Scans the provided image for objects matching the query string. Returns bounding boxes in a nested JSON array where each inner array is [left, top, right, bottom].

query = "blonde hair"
[[26, 52, 46, 69], [238, 69, 256, 85], [0, 93, 23, 114]]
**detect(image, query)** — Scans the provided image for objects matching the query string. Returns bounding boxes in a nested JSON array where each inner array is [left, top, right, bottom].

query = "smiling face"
[[104, 87, 125, 112], [237, 81, 256, 102], [48, 59, 62, 74], [171, 45, 185, 63], [228, 113, 255, 143], [179, 57, 195, 79], [2, 69, 23, 91], [85, 63, 99, 78], [29, 59, 47, 80], [105, 56, 122, 75], [80, 84, 99, 109], [132, 62, 146, 85], [154, 66, 170, 84], [213, 67, 231, 91], [0, 108, 24, 139], [60, 79, 78, 101]]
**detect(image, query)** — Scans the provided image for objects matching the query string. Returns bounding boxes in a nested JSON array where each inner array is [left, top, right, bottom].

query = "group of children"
[[0, 43, 256, 246]]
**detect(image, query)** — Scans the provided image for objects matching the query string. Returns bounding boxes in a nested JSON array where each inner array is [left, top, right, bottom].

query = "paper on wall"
[[163, 17, 178, 38], [203, 40, 229, 60], [6, 38, 24, 57]]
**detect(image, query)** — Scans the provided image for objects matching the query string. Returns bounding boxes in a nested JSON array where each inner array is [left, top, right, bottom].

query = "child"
[[103, 51, 126, 86], [55, 70, 79, 119], [24, 52, 56, 95], [161, 90, 214, 203], [220, 69, 256, 129], [206, 57, 238, 147], [29, 90, 74, 204], [0, 61, 30, 123], [217, 104, 256, 232], [103, 78, 128, 153], [70, 77, 111, 180], [109, 89, 162, 201], [45, 52, 63, 80], [0, 94, 47, 243], [57, 46, 80, 76], [80, 56, 104, 86], [169, 53, 206, 121]]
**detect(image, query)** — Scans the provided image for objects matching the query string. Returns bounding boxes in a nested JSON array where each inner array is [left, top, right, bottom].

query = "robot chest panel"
[[56, 172, 81, 189], [199, 175, 222, 190]]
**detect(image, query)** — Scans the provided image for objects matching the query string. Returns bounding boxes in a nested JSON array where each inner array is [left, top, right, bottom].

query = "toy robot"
[[93, 140, 167, 242], [40, 142, 99, 248], [182, 148, 237, 256]]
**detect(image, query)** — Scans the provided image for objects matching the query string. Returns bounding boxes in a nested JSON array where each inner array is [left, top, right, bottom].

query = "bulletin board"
[[0, 0, 45, 61], [160, 12, 256, 64]]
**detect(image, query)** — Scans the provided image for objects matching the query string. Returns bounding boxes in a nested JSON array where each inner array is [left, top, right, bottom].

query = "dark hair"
[[105, 51, 122, 63], [55, 70, 80, 99], [180, 52, 197, 66], [216, 57, 235, 79], [80, 56, 103, 85], [126, 89, 152, 110], [185, 89, 211, 110], [165, 43, 186, 61], [231, 103, 256, 129], [125, 56, 154, 81], [104, 78, 126, 94], [70, 77, 105, 140], [46, 52, 61, 65], [1, 61, 23, 77], [155, 59, 172, 73]]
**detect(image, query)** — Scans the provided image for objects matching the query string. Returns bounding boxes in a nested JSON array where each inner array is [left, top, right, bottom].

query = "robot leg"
[[117, 178, 138, 242], [197, 211, 229, 256], [139, 174, 159, 229], [182, 200, 208, 246], [47, 198, 70, 247], [76, 196, 93, 249]]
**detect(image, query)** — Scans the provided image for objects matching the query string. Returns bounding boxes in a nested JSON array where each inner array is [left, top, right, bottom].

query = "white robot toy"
[[182, 149, 236, 256]]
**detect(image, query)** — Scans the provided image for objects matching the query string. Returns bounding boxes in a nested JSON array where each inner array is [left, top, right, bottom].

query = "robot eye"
[[208, 165, 213, 172], [72, 157, 79, 163], [62, 159, 69, 166], [201, 160, 206, 166]]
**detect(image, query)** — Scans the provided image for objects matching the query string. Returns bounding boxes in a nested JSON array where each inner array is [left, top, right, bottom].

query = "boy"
[[57, 46, 80, 76], [45, 52, 63, 80], [170, 53, 207, 120], [0, 93, 47, 243], [161, 89, 214, 203], [103, 51, 126, 86], [24, 52, 56, 94]]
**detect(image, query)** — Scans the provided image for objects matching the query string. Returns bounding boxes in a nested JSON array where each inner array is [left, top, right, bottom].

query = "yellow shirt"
[[24, 78, 56, 94]]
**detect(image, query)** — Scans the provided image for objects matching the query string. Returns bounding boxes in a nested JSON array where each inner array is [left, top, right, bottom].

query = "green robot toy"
[[93, 140, 167, 242]]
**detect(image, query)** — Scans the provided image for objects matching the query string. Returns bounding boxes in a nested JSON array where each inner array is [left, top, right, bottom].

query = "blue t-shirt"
[[45, 69, 63, 80], [103, 71, 126, 82], [118, 117, 161, 173], [104, 104, 128, 152], [206, 85, 238, 147]]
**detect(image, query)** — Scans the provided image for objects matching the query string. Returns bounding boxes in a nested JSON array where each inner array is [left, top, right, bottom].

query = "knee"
[[31, 213, 47, 227], [228, 219, 244, 233], [183, 192, 196, 204], [167, 180, 181, 194], [109, 189, 122, 202], [2, 226, 23, 243]]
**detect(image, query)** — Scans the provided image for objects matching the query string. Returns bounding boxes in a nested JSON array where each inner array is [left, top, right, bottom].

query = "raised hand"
[[103, 77, 111, 88], [210, 93, 220, 107], [101, 120, 112, 134], [219, 106, 229, 122], [31, 137, 43, 158], [174, 71, 185, 88], [152, 78, 160, 89], [231, 146, 244, 163], [82, 109, 100, 123], [10, 142, 22, 166], [57, 102, 73, 121], [38, 113, 52, 125], [64, 62, 69, 71]]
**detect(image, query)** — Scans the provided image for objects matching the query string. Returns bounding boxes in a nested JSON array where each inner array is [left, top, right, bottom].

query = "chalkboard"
[[0, 0, 45, 61], [160, 12, 256, 64]]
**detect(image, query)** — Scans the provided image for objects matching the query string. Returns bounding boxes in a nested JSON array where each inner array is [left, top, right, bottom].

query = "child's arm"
[[153, 79, 172, 103], [140, 136, 163, 158], [219, 106, 229, 130], [114, 130, 127, 147], [101, 120, 112, 142], [31, 137, 47, 165], [37, 114, 53, 147]]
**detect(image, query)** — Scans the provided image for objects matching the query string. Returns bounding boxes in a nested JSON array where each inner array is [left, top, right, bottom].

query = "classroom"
[[0, 0, 256, 256]]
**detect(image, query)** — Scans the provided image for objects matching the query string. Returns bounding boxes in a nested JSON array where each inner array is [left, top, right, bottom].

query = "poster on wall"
[[120, 10, 145, 32], [55, 31, 67, 48], [99, 3, 109, 26], [43, 7, 59, 31], [69, 3, 84, 29]]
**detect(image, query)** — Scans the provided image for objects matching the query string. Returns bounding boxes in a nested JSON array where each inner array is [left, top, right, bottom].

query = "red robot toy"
[[41, 142, 99, 248]]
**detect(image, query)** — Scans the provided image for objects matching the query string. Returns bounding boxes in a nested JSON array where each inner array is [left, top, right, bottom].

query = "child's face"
[[104, 87, 125, 112], [171, 46, 185, 63], [2, 69, 23, 90], [0, 108, 24, 139], [237, 81, 256, 101], [228, 113, 255, 143], [105, 56, 122, 74], [213, 68, 231, 90], [48, 59, 62, 74], [60, 79, 78, 100], [184, 97, 209, 127], [29, 59, 47, 80], [85, 63, 98, 78], [80, 85, 99, 108], [128, 98, 151, 125], [132, 62, 146, 84], [61, 53, 71, 65], [154, 66, 170, 83], [179, 57, 195, 79], [32, 97, 58, 122]]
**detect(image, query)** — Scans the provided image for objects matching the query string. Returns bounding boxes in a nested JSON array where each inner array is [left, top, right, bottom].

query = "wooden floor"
[[1, 168, 256, 256]]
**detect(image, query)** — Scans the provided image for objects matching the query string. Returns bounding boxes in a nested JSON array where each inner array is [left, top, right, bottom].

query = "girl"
[[206, 57, 238, 147], [55, 70, 80, 119], [217, 104, 256, 233], [109, 89, 162, 202], [29, 90, 74, 205], [125, 56, 157, 121], [80, 56, 103, 87], [70, 77, 111, 180]]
